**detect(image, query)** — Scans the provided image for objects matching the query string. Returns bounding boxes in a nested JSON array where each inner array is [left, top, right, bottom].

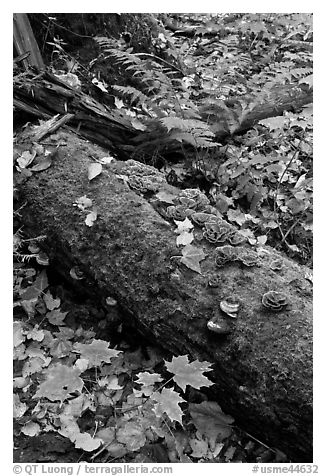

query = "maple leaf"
[[73, 339, 121, 367], [88, 162, 103, 181], [189, 401, 234, 444], [165, 355, 213, 392], [152, 387, 186, 424], [135, 371, 163, 387], [180, 244, 206, 274], [34, 364, 84, 402]]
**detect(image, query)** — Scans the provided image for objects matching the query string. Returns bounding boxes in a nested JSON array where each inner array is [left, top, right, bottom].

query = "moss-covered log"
[[15, 129, 312, 461]]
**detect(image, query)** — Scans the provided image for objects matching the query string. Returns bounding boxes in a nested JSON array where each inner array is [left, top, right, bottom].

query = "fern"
[[112, 85, 151, 107], [95, 36, 219, 155]]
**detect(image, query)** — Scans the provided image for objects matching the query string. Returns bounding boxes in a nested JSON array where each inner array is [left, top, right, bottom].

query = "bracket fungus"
[[207, 317, 231, 335], [128, 175, 161, 194], [36, 252, 49, 266], [166, 205, 190, 221], [270, 259, 283, 272], [176, 189, 211, 213], [191, 212, 217, 227], [228, 230, 247, 246], [238, 248, 259, 267], [203, 225, 229, 245], [106, 296, 118, 307], [262, 291, 288, 312], [178, 196, 197, 209], [69, 266, 85, 280], [220, 296, 240, 318], [214, 245, 238, 267]]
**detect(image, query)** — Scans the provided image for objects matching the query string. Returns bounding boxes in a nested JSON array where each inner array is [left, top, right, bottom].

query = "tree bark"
[[15, 128, 312, 461]]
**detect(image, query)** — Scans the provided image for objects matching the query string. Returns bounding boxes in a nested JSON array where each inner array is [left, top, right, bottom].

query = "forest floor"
[[13, 13, 312, 464]]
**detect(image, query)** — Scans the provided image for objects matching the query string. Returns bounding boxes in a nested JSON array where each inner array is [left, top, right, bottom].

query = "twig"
[[280, 215, 303, 245], [273, 133, 304, 248], [41, 14, 94, 39]]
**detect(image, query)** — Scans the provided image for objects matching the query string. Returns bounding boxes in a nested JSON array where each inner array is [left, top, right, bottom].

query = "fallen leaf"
[[176, 231, 194, 246], [257, 235, 267, 246], [174, 217, 194, 233], [75, 432, 102, 451], [21, 422, 41, 437], [43, 291, 61, 310], [74, 195, 93, 210], [152, 387, 185, 424], [73, 339, 121, 367], [180, 244, 206, 274], [189, 401, 234, 443], [17, 150, 36, 169], [85, 209, 97, 227], [165, 355, 213, 392], [13, 321, 26, 348], [13, 394, 27, 418], [189, 436, 208, 458], [46, 309, 68, 326], [117, 422, 147, 451], [88, 163, 102, 181], [30, 156, 52, 172], [34, 364, 83, 402], [99, 155, 115, 165]]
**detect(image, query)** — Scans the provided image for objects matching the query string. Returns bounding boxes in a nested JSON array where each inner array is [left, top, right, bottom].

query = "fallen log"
[[15, 129, 312, 461], [14, 69, 312, 160]]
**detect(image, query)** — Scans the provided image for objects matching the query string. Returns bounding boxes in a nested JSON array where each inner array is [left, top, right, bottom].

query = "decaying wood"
[[15, 129, 312, 461], [14, 69, 312, 160], [14, 71, 136, 159], [13, 13, 45, 70]]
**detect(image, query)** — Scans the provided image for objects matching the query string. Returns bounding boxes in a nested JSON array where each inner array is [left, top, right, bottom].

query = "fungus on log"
[[14, 129, 312, 461]]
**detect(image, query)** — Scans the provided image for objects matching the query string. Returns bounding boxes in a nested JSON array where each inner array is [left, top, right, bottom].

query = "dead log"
[[13, 70, 136, 158], [199, 83, 313, 139], [14, 69, 312, 160], [15, 128, 312, 461]]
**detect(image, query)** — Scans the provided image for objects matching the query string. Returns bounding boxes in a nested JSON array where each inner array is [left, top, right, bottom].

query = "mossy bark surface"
[[16, 130, 312, 461]]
